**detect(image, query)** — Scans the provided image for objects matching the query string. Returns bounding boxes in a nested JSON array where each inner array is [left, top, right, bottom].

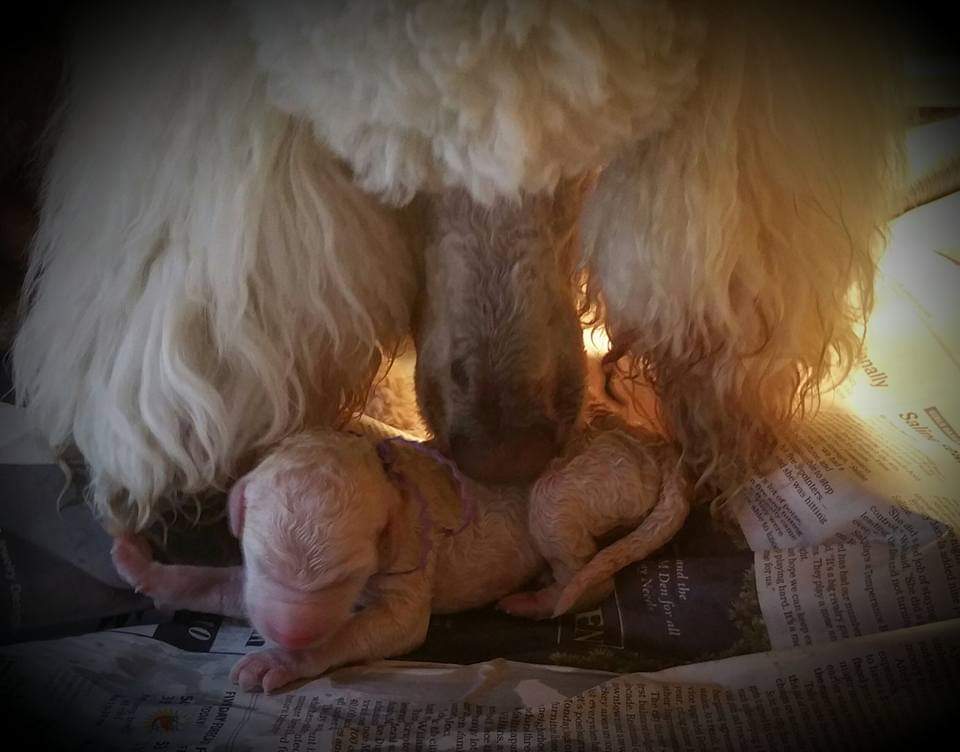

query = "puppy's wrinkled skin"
[[112, 430, 540, 692], [414, 181, 590, 485], [112, 421, 686, 693], [498, 414, 689, 619]]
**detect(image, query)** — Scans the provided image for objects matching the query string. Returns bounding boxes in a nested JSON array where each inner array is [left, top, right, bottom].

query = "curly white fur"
[[581, 4, 905, 495], [14, 1, 905, 526], [243, 0, 703, 204], [15, 5, 415, 527]]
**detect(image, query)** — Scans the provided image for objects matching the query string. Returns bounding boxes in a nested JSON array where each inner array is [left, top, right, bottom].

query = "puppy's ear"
[[227, 479, 248, 539]]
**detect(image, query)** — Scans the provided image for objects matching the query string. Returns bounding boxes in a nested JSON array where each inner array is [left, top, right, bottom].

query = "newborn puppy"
[[113, 420, 688, 692], [499, 413, 690, 619], [113, 430, 542, 692]]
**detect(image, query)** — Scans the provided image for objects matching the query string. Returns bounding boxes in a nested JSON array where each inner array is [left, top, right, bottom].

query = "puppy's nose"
[[450, 424, 558, 484]]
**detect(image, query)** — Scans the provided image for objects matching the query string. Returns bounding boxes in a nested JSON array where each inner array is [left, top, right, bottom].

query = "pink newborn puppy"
[[112, 430, 542, 692]]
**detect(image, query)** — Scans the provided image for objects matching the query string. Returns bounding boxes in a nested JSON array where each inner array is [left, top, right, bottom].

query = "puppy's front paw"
[[231, 649, 322, 694], [111, 534, 156, 592]]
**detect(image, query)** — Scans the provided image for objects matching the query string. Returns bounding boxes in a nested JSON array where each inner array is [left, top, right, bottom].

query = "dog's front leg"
[[111, 534, 245, 617], [231, 574, 432, 693]]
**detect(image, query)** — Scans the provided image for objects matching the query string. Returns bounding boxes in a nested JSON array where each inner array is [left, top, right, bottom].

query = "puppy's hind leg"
[[496, 581, 565, 620], [497, 565, 615, 620], [496, 544, 611, 620], [500, 469, 617, 620], [111, 534, 245, 617], [552, 452, 690, 617]]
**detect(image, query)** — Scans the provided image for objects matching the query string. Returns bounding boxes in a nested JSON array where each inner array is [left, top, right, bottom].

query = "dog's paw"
[[111, 534, 156, 592], [231, 649, 319, 694]]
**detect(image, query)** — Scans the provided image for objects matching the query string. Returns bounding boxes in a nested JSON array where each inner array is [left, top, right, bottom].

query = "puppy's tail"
[[552, 451, 691, 617]]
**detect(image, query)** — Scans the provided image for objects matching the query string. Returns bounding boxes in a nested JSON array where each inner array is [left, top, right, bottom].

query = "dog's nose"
[[450, 423, 558, 484]]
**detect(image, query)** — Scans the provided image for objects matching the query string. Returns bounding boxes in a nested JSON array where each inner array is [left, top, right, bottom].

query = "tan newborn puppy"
[[113, 421, 688, 692], [500, 415, 689, 619], [113, 430, 540, 692]]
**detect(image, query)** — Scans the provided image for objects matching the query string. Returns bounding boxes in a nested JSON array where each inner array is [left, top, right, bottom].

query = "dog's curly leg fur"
[[582, 4, 905, 501], [15, 3, 904, 530], [13, 7, 416, 529]]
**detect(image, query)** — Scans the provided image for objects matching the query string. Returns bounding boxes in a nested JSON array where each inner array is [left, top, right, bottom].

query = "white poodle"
[[14, 2, 904, 528]]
